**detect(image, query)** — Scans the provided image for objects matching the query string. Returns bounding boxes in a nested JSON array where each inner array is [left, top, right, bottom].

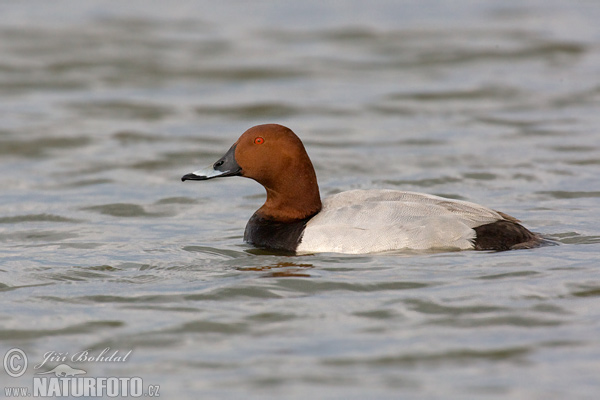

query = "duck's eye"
[[254, 137, 264, 145]]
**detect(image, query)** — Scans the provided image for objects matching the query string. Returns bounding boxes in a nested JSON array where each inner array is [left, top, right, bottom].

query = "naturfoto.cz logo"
[[3, 348, 160, 398]]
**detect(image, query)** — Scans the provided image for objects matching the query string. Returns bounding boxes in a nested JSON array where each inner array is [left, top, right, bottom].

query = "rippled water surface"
[[1, 1, 600, 399]]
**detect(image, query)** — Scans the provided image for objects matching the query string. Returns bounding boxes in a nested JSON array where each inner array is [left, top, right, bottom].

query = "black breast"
[[473, 220, 541, 251], [244, 213, 313, 253]]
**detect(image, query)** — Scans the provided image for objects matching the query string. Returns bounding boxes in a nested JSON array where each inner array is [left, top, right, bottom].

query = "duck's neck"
[[257, 175, 322, 223]]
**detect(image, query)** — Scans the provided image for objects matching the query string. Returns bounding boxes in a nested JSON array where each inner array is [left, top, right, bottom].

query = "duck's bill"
[[181, 144, 241, 181], [181, 167, 237, 181]]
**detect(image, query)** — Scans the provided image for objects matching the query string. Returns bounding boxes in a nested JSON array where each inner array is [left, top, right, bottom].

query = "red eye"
[[254, 137, 264, 145]]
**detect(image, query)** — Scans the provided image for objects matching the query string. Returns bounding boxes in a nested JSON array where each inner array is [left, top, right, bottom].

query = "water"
[[1, 1, 599, 398]]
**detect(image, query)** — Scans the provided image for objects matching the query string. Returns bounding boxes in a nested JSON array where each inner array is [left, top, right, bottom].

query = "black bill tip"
[[181, 173, 208, 182]]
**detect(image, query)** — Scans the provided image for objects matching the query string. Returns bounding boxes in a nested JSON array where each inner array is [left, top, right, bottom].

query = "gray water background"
[[1, 1, 599, 398]]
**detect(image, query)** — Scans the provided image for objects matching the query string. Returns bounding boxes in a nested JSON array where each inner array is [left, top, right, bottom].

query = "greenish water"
[[1, 1, 599, 399]]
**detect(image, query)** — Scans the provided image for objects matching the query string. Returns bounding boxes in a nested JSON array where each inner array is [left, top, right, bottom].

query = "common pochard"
[[182, 124, 541, 254]]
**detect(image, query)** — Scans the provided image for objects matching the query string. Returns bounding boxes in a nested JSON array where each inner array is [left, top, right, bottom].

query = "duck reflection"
[[238, 261, 314, 278]]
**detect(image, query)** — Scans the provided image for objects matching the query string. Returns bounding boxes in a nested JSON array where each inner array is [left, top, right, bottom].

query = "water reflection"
[[238, 261, 314, 278]]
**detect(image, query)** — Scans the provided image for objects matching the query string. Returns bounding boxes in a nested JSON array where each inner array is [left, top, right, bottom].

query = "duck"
[[182, 124, 542, 254]]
